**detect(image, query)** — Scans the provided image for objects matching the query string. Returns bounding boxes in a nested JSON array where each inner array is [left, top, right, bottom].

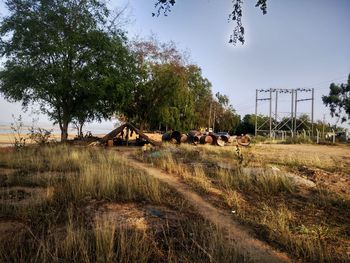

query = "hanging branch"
[[153, 0, 267, 45]]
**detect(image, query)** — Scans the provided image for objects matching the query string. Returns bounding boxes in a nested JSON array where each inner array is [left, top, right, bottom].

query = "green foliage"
[[213, 92, 241, 133], [127, 38, 217, 132], [0, 0, 136, 141], [186, 65, 213, 129], [236, 114, 271, 135], [322, 74, 350, 124], [283, 135, 313, 144]]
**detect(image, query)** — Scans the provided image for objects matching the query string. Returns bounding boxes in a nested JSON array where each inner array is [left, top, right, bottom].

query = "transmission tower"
[[255, 88, 314, 138]]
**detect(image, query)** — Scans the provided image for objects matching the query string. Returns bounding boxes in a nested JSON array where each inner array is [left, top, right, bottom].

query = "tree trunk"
[[61, 121, 69, 142], [79, 122, 84, 138], [140, 122, 145, 134]]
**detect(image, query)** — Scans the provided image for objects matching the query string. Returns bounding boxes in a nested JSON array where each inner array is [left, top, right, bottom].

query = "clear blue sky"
[[0, 0, 349, 130]]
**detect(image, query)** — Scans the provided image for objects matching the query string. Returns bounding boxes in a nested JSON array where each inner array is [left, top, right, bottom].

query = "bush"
[[283, 135, 312, 144], [28, 126, 53, 144]]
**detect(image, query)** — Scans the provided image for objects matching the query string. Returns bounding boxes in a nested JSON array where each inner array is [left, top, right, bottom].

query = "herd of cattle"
[[161, 130, 251, 147]]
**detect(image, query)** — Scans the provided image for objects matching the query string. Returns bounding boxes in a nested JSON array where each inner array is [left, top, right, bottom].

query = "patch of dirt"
[[92, 202, 181, 233], [0, 186, 54, 205], [299, 166, 350, 195]]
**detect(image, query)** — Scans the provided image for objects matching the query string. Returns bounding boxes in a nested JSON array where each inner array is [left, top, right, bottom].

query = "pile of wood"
[[162, 131, 250, 147], [99, 123, 161, 147]]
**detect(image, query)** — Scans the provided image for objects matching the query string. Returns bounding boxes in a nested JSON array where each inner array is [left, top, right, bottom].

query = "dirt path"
[[120, 151, 292, 263]]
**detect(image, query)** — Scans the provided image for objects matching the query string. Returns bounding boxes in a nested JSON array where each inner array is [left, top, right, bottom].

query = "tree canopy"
[[0, 0, 136, 141], [153, 0, 267, 45], [322, 74, 350, 124], [125, 38, 216, 132]]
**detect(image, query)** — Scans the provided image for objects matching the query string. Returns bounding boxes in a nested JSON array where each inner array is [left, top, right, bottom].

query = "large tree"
[[212, 92, 240, 133], [0, 0, 135, 141], [322, 74, 350, 124], [186, 65, 213, 129], [153, 0, 267, 45], [125, 39, 190, 132]]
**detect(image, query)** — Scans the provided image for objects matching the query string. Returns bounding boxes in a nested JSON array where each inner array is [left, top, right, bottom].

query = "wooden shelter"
[[100, 123, 161, 147]]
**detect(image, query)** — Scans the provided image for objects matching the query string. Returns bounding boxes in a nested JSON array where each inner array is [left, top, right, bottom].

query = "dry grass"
[[214, 168, 294, 195], [257, 203, 336, 262], [145, 149, 213, 194], [0, 145, 251, 263], [250, 144, 350, 173], [223, 189, 242, 211], [138, 144, 350, 263]]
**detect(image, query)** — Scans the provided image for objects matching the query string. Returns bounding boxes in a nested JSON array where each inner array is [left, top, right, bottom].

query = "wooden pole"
[[126, 127, 129, 146]]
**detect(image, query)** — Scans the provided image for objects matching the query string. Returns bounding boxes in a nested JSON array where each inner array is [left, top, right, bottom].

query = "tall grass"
[[0, 144, 83, 172], [0, 145, 251, 262], [66, 158, 163, 203], [146, 150, 213, 194], [258, 203, 335, 262], [214, 168, 294, 195]]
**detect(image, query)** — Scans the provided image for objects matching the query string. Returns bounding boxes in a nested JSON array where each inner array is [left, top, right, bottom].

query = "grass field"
[[0, 145, 250, 263], [137, 143, 350, 263], [0, 142, 349, 262]]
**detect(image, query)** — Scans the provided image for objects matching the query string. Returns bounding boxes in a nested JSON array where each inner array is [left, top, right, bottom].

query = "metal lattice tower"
[[255, 88, 314, 138]]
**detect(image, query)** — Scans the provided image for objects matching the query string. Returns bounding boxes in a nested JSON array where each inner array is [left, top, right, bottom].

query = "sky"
[[0, 0, 349, 132]]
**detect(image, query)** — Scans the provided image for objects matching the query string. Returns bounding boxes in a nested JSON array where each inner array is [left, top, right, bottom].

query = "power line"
[[297, 75, 348, 90], [233, 74, 348, 115]]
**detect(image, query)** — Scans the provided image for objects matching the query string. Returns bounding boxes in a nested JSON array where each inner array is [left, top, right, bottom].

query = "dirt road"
[[121, 151, 292, 263]]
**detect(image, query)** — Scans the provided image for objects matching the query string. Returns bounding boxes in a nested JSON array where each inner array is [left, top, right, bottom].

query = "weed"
[[235, 145, 244, 166], [10, 114, 26, 149], [224, 189, 241, 210]]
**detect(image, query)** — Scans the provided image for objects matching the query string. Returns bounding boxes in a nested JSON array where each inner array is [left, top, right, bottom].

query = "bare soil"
[[91, 202, 182, 233]]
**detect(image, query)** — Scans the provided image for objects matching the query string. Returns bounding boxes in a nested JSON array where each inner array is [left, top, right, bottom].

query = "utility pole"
[[322, 114, 325, 139], [291, 89, 294, 135], [275, 90, 278, 125], [208, 102, 212, 131], [311, 88, 314, 136], [269, 88, 272, 137], [213, 106, 216, 132], [294, 89, 298, 133], [255, 89, 258, 136]]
